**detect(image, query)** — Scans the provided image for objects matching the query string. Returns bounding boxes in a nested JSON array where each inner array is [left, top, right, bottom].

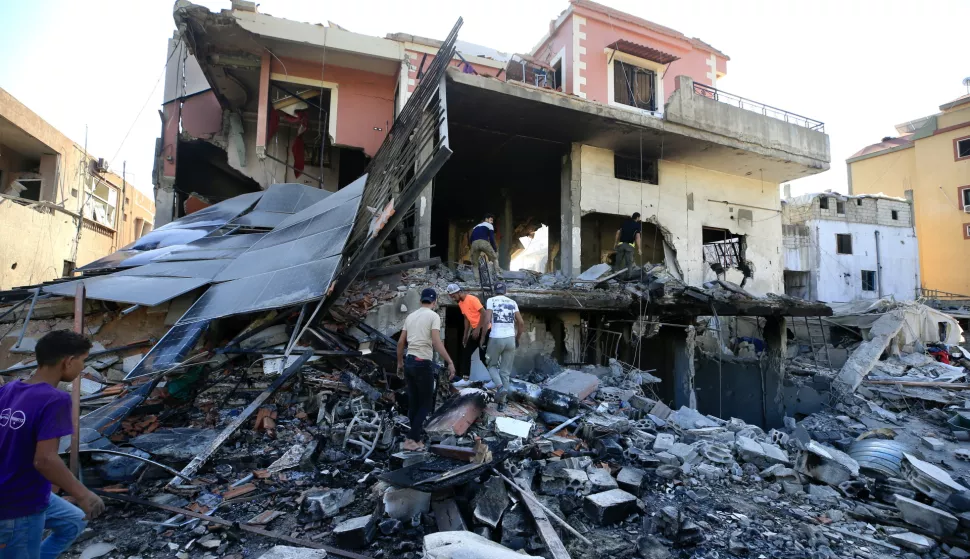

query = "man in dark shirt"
[[0, 330, 105, 558], [614, 212, 642, 277], [469, 213, 500, 283]]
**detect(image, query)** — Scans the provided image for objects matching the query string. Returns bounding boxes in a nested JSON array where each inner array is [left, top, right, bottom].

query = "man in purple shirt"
[[0, 330, 105, 558]]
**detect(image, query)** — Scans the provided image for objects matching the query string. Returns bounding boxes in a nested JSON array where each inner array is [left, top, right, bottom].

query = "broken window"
[[702, 227, 749, 280], [891, 210, 898, 220], [9, 179, 42, 201], [83, 178, 117, 228], [614, 61, 657, 111], [836, 201, 845, 214], [552, 58, 563, 92], [819, 197, 829, 209], [856, 199, 863, 206], [614, 153, 658, 184], [958, 137, 970, 160], [861, 270, 876, 291], [836, 233, 852, 254], [962, 187, 970, 209], [784, 270, 810, 298]]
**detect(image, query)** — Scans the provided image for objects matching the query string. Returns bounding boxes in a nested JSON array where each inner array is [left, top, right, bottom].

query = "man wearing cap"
[[396, 288, 456, 451], [614, 212, 642, 276], [481, 283, 524, 411], [445, 284, 487, 379]]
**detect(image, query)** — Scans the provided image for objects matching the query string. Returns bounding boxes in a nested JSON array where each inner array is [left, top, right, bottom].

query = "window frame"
[[819, 197, 829, 210], [861, 270, 876, 292], [83, 177, 118, 229], [963, 223, 970, 240], [836, 233, 853, 254], [891, 210, 898, 220], [836, 200, 845, 214], [605, 48, 666, 116], [614, 153, 659, 185], [955, 135, 970, 161]]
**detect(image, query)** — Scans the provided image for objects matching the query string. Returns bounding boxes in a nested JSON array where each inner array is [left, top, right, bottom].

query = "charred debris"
[[1, 21, 969, 559]]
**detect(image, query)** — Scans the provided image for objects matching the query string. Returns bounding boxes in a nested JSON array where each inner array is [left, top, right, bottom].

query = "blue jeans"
[[0, 494, 87, 558]]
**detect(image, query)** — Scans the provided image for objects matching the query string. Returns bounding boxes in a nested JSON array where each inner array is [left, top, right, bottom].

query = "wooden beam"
[[70, 284, 85, 477], [165, 350, 313, 488]]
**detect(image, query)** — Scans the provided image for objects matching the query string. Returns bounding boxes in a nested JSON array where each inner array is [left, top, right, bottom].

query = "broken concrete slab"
[[796, 441, 858, 487], [888, 532, 936, 552], [303, 488, 354, 520], [544, 369, 600, 400], [577, 263, 611, 281], [835, 309, 906, 392], [333, 514, 377, 549], [583, 488, 637, 525], [425, 391, 487, 436], [540, 468, 590, 496], [473, 475, 509, 528], [668, 406, 719, 430], [586, 467, 619, 492], [122, 354, 144, 374], [668, 442, 698, 465], [900, 453, 969, 503], [431, 498, 467, 532], [384, 487, 431, 519], [495, 416, 533, 438], [653, 433, 676, 452], [650, 401, 672, 420], [258, 546, 328, 559], [895, 494, 959, 536], [424, 531, 537, 559], [922, 436, 945, 451]]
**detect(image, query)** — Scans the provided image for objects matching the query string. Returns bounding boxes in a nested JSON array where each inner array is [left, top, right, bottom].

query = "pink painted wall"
[[161, 100, 179, 178], [532, 6, 728, 106], [271, 57, 397, 157], [181, 91, 223, 139]]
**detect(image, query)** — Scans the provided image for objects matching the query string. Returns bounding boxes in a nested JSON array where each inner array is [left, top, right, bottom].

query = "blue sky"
[[2, 0, 969, 197]]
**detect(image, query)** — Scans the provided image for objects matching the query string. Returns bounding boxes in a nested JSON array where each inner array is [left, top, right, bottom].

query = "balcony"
[[664, 76, 829, 170]]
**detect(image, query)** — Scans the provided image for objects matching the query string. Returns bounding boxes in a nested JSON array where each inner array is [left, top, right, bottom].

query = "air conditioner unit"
[[964, 204, 970, 213]]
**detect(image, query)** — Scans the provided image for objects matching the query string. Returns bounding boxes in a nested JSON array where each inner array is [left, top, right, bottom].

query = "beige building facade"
[[0, 87, 154, 290]]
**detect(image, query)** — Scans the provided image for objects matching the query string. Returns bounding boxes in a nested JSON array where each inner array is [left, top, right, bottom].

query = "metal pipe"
[[13, 288, 41, 351], [57, 448, 193, 481], [0, 296, 33, 323], [121, 304, 141, 316], [874, 230, 883, 298]]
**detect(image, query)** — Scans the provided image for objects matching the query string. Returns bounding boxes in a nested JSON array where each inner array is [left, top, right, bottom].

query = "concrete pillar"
[[499, 190, 512, 270], [762, 316, 787, 428], [560, 144, 582, 277], [447, 220, 458, 267], [153, 179, 177, 228], [416, 182, 433, 260], [671, 324, 697, 410], [255, 51, 271, 159]]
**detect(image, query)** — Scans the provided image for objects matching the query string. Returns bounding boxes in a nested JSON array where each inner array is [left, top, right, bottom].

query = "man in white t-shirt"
[[396, 288, 456, 451], [481, 283, 524, 411]]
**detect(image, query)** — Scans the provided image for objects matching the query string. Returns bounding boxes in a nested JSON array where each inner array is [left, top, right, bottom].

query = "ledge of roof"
[[940, 94, 970, 112], [846, 136, 914, 164]]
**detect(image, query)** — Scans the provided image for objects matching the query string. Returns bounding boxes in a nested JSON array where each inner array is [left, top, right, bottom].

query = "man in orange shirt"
[[446, 284, 487, 379]]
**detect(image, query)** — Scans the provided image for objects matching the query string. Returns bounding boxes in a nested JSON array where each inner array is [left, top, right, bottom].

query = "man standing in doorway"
[[469, 214, 500, 283], [396, 288, 456, 451], [614, 212, 642, 277], [0, 330, 105, 558], [445, 283, 488, 379], [481, 283, 524, 411]]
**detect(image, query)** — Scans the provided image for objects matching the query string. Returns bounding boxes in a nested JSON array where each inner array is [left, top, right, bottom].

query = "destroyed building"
[[782, 190, 919, 302], [0, 87, 155, 289], [1, 4, 969, 559]]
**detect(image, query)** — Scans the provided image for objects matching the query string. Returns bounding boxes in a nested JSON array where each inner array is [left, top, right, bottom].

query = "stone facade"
[[784, 194, 912, 228]]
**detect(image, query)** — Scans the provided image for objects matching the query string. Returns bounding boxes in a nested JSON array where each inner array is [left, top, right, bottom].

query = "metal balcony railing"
[[692, 82, 824, 133]]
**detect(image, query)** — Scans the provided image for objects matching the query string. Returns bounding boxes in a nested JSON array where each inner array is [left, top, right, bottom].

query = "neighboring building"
[[159, 0, 830, 297], [0, 87, 154, 290], [847, 91, 970, 298], [782, 191, 919, 302]]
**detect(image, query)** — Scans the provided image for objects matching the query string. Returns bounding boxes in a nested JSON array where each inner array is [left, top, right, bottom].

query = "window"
[[819, 197, 829, 209], [702, 227, 751, 281], [83, 178, 117, 228], [861, 270, 876, 291], [957, 137, 970, 160], [856, 199, 863, 206], [552, 58, 563, 92], [891, 210, 898, 220], [836, 234, 852, 254], [964, 224, 970, 239], [62, 261, 75, 277], [614, 61, 657, 111], [836, 201, 845, 214], [962, 187, 970, 209], [614, 153, 659, 184]]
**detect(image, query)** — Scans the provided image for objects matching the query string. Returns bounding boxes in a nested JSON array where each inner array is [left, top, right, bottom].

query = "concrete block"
[[888, 532, 936, 553], [258, 546, 328, 559], [653, 433, 676, 452], [806, 484, 840, 503], [473, 476, 509, 529], [616, 467, 646, 496], [544, 370, 600, 400], [583, 489, 637, 525], [922, 437, 946, 452], [383, 487, 431, 520], [586, 467, 619, 492], [424, 531, 537, 559], [901, 453, 968, 503], [668, 442, 698, 465], [656, 452, 680, 466], [895, 494, 959, 536], [303, 488, 353, 520], [333, 515, 377, 549], [540, 468, 590, 496], [795, 441, 856, 487], [546, 435, 578, 452], [629, 395, 657, 412], [650, 401, 672, 420]]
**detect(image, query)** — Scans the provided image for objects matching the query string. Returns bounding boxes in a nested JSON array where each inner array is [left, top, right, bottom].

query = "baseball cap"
[[446, 283, 461, 295], [493, 282, 507, 295], [420, 288, 437, 303]]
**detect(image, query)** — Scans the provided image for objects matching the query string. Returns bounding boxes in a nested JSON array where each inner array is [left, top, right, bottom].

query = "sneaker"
[[497, 403, 507, 412]]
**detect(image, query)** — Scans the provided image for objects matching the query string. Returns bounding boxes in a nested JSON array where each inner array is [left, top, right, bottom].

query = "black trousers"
[[459, 330, 484, 378], [404, 354, 435, 441]]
